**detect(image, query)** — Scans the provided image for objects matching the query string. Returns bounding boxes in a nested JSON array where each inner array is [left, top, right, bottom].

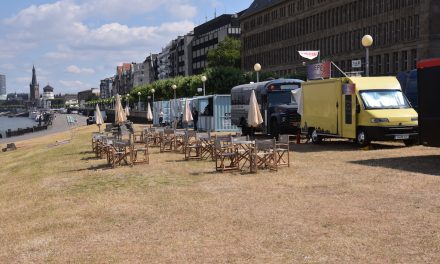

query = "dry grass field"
[[1, 125, 439, 263]]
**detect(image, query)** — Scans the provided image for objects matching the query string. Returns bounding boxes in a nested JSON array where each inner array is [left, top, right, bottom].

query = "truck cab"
[[231, 79, 303, 138]]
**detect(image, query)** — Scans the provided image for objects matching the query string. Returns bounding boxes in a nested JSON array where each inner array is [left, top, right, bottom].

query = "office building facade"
[[192, 14, 242, 75], [241, 0, 440, 77]]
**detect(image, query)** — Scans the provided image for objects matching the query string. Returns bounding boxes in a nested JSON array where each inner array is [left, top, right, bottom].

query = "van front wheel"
[[357, 130, 371, 147], [311, 129, 322, 144]]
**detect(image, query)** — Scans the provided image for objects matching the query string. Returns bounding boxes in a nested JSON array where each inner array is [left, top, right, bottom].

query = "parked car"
[[86, 116, 95, 125]]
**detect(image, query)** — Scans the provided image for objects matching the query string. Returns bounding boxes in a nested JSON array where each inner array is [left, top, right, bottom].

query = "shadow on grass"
[[63, 163, 112, 172], [165, 159, 189, 163], [350, 155, 440, 176], [81, 156, 100, 161], [292, 141, 405, 153], [79, 151, 95, 154]]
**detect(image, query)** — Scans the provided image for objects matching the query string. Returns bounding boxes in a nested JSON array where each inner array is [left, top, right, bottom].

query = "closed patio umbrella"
[[291, 88, 303, 116], [95, 104, 104, 132], [247, 90, 263, 127], [124, 105, 130, 117], [115, 94, 126, 125], [146, 102, 153, 121], [182, 99, 193, 124]]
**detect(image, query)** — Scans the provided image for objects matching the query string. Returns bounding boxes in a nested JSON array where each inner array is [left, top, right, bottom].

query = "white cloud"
[[166, 4, 197, 20], [66, 65, 95, 74], [0, 64, 16, 70], [0, 0, 202, 94], [15, 77, 30, 84], [59, 80, 88, 89]]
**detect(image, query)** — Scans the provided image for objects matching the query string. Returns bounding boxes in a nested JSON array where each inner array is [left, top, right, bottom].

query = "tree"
[[204, 66, 246, 94], [206, 37, 241, 68]]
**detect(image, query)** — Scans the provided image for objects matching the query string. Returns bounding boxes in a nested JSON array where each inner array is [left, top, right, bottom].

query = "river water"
[[0, 116, 37, 132]]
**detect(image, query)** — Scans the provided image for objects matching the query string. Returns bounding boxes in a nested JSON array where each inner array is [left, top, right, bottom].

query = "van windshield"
[[360, 90, 411, 109], [268, 91, 296, 106]]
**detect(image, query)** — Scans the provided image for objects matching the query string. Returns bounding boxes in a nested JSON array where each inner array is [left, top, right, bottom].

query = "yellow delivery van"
[[300, 77, 419, 146]]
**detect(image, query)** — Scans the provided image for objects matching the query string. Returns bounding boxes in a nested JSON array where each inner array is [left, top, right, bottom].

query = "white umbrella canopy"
[[124, 105, 130, 117], [95, 104, 104, 125], [115, 94, 127, 125], [182, 99, 193, 123], [95, 104, 104, 132], [146, 102, 153, 121], [247, 90, 263, 127], [291, 88, 303, 116]]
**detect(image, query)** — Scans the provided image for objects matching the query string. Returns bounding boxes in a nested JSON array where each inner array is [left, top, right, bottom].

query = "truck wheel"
[[357, 130, 371, 147], [310, 129, 322, 144], [271, 119, 279, 140], [403, 139, 417, 146]]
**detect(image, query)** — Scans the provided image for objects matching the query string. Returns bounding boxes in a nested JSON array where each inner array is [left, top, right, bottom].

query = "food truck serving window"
[[200, 97, 213, 116], [360, 90, 410, 109]]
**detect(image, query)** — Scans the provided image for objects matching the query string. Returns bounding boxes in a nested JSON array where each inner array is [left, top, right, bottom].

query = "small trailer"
[[192, 94, 240, 132], [152, 100, 171, 126]]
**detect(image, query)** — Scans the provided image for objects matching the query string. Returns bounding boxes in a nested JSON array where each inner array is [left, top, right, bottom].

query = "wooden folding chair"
[[159, 129, 174, 152], [108, 141, 132, 168], [214, 139, 239, 172], [275, 135, 290, 167], [255, 139, 277, 171], [132, 138, 149, 165], [184, 131, 202, 160]]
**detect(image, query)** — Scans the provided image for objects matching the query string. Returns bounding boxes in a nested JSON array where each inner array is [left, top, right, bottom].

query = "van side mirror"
[[356, 104, 361, 113]]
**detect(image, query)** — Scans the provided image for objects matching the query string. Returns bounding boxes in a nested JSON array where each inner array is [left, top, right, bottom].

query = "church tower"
[[29, 65, 39, 102]]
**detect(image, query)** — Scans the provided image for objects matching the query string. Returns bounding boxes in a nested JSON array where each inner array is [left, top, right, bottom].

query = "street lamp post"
[[362, 35, 374, 76], [137, 91, 141, 110], [201, 75, 207, 96], [172, 84, 177, 127], [151, 88, 155, 104], [172, 84, 177, 100], [254, 63, 262, 82]]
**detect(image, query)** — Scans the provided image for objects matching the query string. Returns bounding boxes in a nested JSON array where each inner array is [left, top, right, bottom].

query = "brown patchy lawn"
[[1, 125, 439, 263]]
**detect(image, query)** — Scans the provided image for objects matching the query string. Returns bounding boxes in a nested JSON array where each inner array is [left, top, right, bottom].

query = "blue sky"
[[0, 0, 252, 94]]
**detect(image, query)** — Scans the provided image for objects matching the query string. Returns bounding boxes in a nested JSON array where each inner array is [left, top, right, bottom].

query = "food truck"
[[300, 77, 419, 146]]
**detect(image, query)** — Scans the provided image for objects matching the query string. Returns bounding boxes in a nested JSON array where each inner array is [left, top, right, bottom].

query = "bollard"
[[296, 129, 301, 144]]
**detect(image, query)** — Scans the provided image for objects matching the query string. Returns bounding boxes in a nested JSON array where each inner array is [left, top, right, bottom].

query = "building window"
[[393, 52, 398, 73], [402, 50, 408, 71], [384, 54, 390, 73], [376, 55, 382, 75], [410, 49, 417, 69]]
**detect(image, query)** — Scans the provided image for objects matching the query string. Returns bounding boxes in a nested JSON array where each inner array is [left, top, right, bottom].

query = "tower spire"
[[30, 65, 39, 102], [31, 65, 37, 85]]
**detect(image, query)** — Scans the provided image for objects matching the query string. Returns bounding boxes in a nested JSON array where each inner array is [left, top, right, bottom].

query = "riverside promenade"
[[0, 114, 87, 144]]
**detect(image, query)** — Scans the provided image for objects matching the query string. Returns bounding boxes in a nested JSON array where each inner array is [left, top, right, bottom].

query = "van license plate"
[[395, 135, 409, 140]]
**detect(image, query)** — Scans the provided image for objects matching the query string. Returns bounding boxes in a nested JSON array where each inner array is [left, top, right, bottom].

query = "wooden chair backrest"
[[164, 128, 174, 135], [278, 135, 290, 144], [231, 136, 249, 142], [256, 139, 275, 151]]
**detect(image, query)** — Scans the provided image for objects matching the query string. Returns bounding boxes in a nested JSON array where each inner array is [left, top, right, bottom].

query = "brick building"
[[241, 0, 440, 77]]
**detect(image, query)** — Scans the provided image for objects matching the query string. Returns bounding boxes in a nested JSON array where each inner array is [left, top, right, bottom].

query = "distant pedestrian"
[[159, 109, 164, 126], [192, 107, 199, 131], [38, 115, 42, 126]]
